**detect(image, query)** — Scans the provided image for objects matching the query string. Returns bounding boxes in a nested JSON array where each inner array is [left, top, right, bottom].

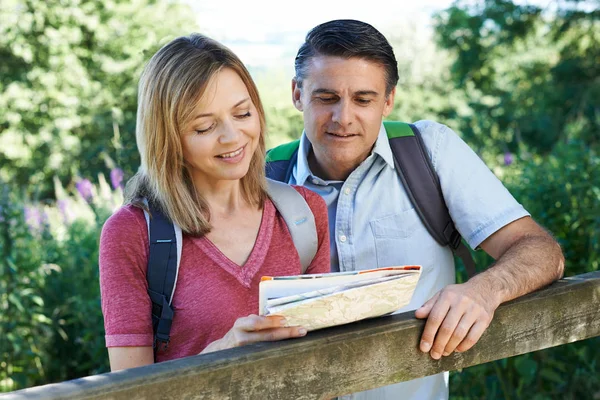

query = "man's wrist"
[[467, 272, 506, 309]]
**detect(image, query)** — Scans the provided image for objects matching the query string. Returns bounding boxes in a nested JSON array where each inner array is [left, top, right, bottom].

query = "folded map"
[[259, 265, 422, 331]]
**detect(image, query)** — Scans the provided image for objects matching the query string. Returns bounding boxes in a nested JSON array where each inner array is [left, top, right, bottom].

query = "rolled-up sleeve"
[[99, 206, 154, 347], [416, 120, 530, 250]]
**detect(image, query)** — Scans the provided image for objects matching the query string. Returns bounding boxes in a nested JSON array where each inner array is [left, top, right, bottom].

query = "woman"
[[99, 34, 330, 371]]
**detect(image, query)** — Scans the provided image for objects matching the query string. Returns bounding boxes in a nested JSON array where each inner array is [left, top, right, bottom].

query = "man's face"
[[292, 56, 395, 180]]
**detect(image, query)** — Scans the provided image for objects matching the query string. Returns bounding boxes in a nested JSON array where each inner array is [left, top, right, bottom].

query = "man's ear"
[[382, 86, 396, 117], [292, 78, 304, 111]]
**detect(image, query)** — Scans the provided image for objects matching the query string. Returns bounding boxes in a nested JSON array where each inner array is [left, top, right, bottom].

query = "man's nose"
[[331, 99, 352, 126]]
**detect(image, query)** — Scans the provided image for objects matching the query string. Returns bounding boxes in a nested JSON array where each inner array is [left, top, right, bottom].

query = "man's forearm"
[[416, 219, 566, 359], [471, 233, 565, 306]]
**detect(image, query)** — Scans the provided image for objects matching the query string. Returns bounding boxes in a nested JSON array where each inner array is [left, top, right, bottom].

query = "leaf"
[[515, 356, 537, 385], [540, 368, 565, 385], [7, 293, 25, 312]]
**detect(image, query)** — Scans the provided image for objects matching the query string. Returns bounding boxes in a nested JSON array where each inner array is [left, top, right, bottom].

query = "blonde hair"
[[125, 33, 267, 235]]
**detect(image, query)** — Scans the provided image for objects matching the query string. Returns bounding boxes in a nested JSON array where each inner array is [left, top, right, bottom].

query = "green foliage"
[[385, 20, 471, 134], [508, 142, 600, 273], [251, 67, 305, 148], [451, 341, 600, 400], [0, 0, 198, 198], [1, 0, 598, 396], [0, 175, 121, 391], [436, 1, 600, 397], [0, 183, 53, 390], [451, 139, 600, 399], [265, 105, 305, 148], [434, 0, 599, 165]]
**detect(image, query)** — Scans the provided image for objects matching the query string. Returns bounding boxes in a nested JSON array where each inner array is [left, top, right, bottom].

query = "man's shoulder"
[[410, 120, 461, 165], [412, 120, 455, 140], [265, 139, 301, 162]]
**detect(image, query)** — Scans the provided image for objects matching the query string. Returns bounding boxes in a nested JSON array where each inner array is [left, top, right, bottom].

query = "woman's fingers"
[[237, 326, 307, 346], [227, 314, 307, 347], [233, 314, 286, 331]]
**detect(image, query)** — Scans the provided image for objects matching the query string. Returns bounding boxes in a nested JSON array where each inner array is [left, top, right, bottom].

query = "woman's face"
[[180, 68, 261, 188]]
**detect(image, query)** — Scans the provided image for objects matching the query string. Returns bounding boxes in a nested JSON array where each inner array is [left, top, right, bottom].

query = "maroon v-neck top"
[[99, 186, 330, 362]]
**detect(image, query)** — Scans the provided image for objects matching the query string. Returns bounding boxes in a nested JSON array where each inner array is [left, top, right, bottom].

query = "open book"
[[259, 265, 422, 331]]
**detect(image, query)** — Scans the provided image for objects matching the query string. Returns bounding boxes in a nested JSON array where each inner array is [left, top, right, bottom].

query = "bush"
[[450, 141, 600, 399], [0, 173, 122, 391]]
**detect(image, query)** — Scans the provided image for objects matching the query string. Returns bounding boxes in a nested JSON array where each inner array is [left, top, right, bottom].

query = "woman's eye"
[[195, 125, 214, 134], [236, 111, 251, 119]]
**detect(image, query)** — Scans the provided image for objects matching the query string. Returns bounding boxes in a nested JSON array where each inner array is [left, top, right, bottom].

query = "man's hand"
[[414, 217, 564, 360], [414, 282, 500, 359]]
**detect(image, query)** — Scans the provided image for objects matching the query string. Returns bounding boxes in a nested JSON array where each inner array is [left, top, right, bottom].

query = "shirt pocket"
[[369, 209, 421, 239], [369, 209, 429, 267]]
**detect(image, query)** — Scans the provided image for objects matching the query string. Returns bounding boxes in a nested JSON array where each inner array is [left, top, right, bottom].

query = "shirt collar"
[[294, 122, 395, 185], [372, 122, 395, 168], [295, 131, 314, 186]]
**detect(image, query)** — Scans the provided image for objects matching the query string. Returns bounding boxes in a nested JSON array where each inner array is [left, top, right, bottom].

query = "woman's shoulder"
[[289, 185, 327, 215], [99, 204, 149, 268], [101, 204, 147, 238], [289, 184, 316, 200]]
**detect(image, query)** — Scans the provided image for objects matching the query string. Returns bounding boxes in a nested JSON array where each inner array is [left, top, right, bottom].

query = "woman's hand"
[[201, 314, 306, 354]]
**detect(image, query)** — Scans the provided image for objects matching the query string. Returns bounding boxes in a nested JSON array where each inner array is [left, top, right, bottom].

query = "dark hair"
[[294, 19, 399, 95]]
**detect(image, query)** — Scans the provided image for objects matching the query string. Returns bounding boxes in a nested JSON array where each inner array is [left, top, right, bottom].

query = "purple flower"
[[58, 199, 73, 224], [110, 168, 124, 190], [24, 205, 45, 232], [58, 199, 68, 215], [76, 178, 94, 201], [504, 152, 513, 166]]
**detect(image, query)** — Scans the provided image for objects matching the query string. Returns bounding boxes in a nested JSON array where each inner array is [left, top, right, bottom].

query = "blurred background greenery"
[[0, 0, 598, 397]]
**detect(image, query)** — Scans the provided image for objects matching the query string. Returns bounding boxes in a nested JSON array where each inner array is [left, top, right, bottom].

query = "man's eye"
[[356, 98, 372, 105], [316, 97, 336, 103]]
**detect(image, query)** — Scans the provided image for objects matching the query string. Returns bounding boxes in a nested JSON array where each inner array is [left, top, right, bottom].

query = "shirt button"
[[344, 188, 351, 195], [339, 235, 347, 243]]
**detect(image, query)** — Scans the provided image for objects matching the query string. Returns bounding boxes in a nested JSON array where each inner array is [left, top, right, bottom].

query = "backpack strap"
[[266, 178, 318, 274], [384, 121, 477, 278], [143, 201, 182, 355], [142, 182, 317, 354], [265, 140, 300, 182]]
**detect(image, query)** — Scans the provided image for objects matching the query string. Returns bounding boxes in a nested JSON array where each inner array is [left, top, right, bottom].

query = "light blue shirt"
[[288, 120, 530, 400]]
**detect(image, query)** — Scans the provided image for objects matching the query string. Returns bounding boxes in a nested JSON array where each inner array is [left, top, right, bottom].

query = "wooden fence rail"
[[3, 271, 600, 400]]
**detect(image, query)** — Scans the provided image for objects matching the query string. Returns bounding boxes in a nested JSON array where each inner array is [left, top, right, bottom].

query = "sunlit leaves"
[[0, 0, 198, 198]]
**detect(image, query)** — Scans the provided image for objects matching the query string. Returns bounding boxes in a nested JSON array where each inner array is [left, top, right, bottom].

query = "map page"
[[259, 265, 422, 331]]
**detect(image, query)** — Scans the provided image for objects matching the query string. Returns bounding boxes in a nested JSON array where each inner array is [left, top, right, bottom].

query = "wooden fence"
[[3, 271, 600, 400]]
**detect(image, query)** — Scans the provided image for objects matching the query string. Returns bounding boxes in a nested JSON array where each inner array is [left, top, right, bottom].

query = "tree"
[[435, 1, 600, 398], [434, 0, 599, 165], [0, 0, 198, 198]]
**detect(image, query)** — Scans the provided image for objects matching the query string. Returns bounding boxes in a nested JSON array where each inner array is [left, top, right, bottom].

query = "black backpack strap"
[[384, 121, 478, 279], [265, 140, 301, 182], [145, 202, 179, 356]]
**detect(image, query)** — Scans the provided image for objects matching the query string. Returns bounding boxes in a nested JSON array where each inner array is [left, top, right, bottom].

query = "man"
[[272, 19, 565, 399]]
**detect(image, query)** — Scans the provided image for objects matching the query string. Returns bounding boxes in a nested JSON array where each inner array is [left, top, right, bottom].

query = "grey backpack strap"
[[384, 121, 477, 279], [266, 178, 318, 273]]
